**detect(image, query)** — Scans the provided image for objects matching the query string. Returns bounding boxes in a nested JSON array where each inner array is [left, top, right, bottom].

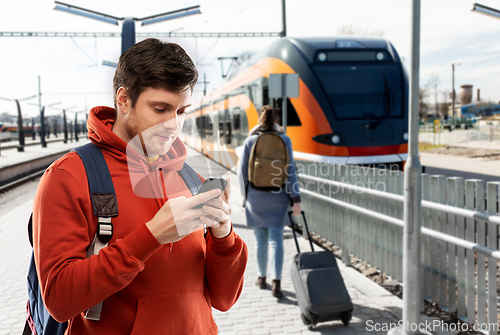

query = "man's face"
[[121, 86, 191, 157]]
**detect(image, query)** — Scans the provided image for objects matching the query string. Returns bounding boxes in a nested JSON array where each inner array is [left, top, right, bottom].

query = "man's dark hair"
[[113, 38, 198, 108]]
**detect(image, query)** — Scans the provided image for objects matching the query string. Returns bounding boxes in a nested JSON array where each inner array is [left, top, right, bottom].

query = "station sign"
[[269, 73, 299, 98]]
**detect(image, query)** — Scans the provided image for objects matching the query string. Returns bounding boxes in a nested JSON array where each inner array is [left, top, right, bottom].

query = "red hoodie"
[[33, 106, 248, 335]]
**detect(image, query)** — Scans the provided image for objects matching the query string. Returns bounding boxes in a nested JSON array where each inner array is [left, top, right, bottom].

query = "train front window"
[[312, 62, 404, 120]]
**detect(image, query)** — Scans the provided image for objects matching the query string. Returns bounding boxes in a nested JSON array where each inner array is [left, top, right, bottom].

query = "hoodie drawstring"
[[139, 162, 174, 252], [158, 168, 173, 252]]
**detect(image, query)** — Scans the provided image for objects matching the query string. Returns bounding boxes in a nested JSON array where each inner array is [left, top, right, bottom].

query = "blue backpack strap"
[[72, 143, 118, 245], [178, 162, 202, 195], [71, 143, 117, 321]]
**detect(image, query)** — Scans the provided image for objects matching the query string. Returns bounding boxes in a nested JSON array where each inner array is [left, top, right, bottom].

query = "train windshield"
[[312, 62, 404, 120]]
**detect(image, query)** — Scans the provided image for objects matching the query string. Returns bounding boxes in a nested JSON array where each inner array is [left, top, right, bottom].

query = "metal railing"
[[295, 160, 499, 334]]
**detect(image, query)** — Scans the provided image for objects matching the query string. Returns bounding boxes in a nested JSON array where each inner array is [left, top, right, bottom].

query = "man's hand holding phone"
[[146, 177, 232, 244], [196, 177, 232, 239]]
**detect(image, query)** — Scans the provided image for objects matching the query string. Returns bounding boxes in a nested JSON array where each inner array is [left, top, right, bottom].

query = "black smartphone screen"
[[193, 178, 228, 209]]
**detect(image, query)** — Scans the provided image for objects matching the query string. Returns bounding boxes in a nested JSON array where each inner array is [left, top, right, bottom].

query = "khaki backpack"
[[248, 131, 289, 189]]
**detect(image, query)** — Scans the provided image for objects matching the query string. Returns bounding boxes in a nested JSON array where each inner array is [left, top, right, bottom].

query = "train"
[[181, 36, 409, 171]]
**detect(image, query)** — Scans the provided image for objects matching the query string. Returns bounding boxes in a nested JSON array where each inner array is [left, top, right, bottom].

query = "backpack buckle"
[[97, 217, 113, 244]]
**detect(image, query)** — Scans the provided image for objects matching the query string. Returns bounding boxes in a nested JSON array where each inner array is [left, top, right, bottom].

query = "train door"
[[223, 109, 232, 148], [232, 107, 241, 147], [272, 98, 302, 127]]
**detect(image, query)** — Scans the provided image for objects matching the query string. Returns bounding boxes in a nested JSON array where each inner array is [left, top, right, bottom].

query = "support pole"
[[121, 17, 136, 53], [31, 118, 35, 141], [15, 99, 25, 152], [40, 106, 47, 148], [75, 113, 79, 142], [282, 74, 287, 134], [452, 63, 455, 118], [63, 109, 68, 144], [389, 1, 426, 334], [281, 0, 287, 37]]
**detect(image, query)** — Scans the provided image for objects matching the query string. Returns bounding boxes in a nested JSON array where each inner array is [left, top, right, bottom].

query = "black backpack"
[[24, 143, 202, 335]]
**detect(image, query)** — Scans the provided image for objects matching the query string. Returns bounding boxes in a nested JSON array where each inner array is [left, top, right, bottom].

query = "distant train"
[[0, 123, 17, 133], [0, 123, 38, 138], [182, 36, 409, 170]]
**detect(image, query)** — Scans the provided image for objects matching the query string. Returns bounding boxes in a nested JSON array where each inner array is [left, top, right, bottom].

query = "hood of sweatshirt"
[[87, 106, 188, 203]]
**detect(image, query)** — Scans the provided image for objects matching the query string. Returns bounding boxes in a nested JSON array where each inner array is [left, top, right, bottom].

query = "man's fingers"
[[202, 205, 228, 223], [203, 198, 229, 214], [221, 177, 231, 201], [200, 215, 224, 228], [190, 189, 221, 208]]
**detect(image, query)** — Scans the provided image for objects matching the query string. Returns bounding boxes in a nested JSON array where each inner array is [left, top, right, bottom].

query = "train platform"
[[0, 142, 457, 335], [0, 137, 90, 185]]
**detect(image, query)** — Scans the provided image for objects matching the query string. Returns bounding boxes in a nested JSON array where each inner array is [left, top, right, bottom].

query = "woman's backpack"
[[248, 131, 289, 190]]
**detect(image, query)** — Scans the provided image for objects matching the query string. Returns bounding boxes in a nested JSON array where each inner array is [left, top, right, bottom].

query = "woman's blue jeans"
[[253, 226, 285, 280]]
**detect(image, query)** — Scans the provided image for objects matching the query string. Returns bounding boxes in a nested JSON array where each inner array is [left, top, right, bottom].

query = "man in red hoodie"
[[33, 38, 248, 334]]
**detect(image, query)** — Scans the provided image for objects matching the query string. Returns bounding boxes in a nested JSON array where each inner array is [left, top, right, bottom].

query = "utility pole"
[[451, 63, 455, 119], [281, 0, 287, 37], [389, 1, 426, 334], [451, 62, 464, 120], [38, 76, 42, 118], [199, 73, 209, 96]]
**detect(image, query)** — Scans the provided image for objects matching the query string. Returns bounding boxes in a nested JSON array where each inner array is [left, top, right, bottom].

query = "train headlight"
[[376, 52, 385, 61], [318, 52, 327, 62], [312, 133, 344, 146], [403, 132, 409, 141]]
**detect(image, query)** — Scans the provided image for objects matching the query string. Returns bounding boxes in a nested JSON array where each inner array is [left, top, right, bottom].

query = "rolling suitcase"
[[289, 211, 353, 328]]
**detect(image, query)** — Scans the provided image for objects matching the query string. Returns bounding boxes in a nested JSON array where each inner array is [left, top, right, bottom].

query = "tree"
[[419, 87, 429, 119], [337, 25, 385, 37], [440, 90, 451, 118], [425, 73, 440, 117]]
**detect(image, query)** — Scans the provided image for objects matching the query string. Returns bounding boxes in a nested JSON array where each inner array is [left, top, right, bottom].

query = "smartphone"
[[193, 178, 228, 209]]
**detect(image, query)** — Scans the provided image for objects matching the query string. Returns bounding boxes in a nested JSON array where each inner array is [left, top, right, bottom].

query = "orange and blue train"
[[182, 36, 409, 170]]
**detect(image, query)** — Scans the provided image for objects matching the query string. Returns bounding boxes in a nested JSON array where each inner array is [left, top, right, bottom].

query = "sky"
[[0, 0, 499, 119]]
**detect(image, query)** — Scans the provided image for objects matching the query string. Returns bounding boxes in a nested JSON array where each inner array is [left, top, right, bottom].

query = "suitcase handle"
[[288, 210, 315, 254]]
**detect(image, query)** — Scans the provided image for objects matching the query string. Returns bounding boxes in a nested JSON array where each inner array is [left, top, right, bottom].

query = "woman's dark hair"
[[258, 105, 277, 131], [113, 38, 198, 108]]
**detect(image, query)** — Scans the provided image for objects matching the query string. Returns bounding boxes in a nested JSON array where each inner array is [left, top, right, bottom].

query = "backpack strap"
[[71, 143, 118, 321], [177, 163, 202, 195]]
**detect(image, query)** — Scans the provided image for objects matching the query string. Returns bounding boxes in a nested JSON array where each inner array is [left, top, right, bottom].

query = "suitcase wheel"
[[340, 312, 352, 326], [300, 313, 311, 326]]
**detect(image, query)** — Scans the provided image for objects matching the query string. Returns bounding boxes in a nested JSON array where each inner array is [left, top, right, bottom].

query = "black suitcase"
[[289, 211, 353, 328]]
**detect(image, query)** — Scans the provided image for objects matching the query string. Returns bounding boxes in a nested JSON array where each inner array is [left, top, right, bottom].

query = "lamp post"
[[75, 112, 79, 142], [40, 106, 47, 148], [48, 104, 74, 144], [54, 1, 202, 53], [389, 1, 427, 334], [72, 110, 86, 142], [37, 102, 62, 148]]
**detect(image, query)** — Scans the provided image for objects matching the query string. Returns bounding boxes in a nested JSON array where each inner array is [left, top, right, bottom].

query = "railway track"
[[0, 168, 46, 194]]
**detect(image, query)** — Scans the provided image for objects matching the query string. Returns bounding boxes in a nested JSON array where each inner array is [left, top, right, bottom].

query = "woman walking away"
[[238, 105, 301, 298]]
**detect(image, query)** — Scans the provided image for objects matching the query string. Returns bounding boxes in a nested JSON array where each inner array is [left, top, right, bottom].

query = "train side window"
[[226, 122, 232, 145], [263, 86, 269, 106], [233, 113, 240, 130], [273, 98, 302, 126]]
